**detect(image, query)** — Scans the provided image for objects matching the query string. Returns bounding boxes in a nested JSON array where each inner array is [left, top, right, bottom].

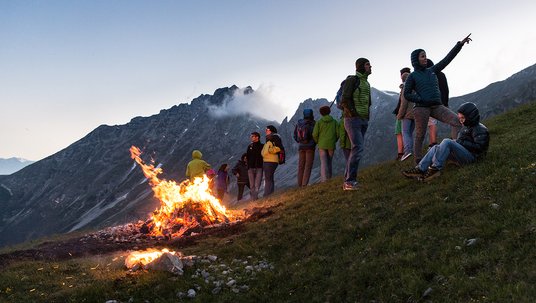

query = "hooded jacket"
[[293, 109, 316, 150], [186, 150, 211, 179], [403, 42, 463, 107], [456, 103, 489, 157], [313, 114, 339, 149]]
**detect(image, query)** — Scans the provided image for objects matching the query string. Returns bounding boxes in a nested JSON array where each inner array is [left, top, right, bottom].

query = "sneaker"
[[343, 181, 359, 191], [402, 167, 425, 178], [400, 152, 412, 162], [418, 167, 441, 182]]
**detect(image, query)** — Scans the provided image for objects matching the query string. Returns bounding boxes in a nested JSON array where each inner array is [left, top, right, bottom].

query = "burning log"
[[125, 248, 183, 274]]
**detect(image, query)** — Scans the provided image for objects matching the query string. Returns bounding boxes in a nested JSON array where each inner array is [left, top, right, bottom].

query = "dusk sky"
[[1, 0, 535, 160]]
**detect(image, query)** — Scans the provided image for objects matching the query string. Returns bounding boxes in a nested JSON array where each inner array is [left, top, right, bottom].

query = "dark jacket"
[[456, 103, 489, 157], [246, 141, 264, 169], [232, 159, 249, 184], [293, 118, 316, 150], [404, 42, 463, 107]]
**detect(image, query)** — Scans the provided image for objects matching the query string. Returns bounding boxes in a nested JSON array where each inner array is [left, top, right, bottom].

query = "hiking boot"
[[400, 152, 412, 162], [343, 181, 359, 191], [418, 167, 441, 182], [402, 167, 425, 178], [396, 153, 403, 160]]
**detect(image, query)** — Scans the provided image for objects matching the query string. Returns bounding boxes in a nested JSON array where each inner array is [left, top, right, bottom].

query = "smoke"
[[207, 84, 293, 122]]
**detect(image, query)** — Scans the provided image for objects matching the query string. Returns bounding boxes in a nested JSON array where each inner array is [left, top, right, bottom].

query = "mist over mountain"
[[0, 158, 35, 175], [0, 64, 535, 248]]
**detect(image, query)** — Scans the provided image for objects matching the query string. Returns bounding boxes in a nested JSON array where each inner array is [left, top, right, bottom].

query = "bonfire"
[[130, 146, 242, 239]]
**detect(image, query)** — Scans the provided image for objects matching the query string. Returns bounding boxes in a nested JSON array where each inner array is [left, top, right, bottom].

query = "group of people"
[[186, 33, 491, 201], [185, 125, 284, 204]]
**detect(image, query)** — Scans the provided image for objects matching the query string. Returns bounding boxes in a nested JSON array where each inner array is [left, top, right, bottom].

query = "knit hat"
[[355, 58, 370, 74], [410, 49, 425, 69], [266, 125, 277, 133], [303, 108, 314, 119], [319, 106, 331, 116]]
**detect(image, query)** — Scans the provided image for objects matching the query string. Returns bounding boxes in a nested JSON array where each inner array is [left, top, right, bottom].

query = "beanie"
[[266, 125, 278, 133], [303, 108, 314, 119], [355, 58, 370, 74], [410, 49, 425, 69], [319, 106, 331, 116]]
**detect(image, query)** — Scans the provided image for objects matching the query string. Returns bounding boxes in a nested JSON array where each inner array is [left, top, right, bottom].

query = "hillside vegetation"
[[1, 102, 535, 302]]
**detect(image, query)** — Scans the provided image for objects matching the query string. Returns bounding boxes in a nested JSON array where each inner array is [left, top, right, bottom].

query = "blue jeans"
[[318, 149, 334, 182], [401, 118, 415, 154], [248, 168, 263, 200], [344, 117, 368, 183], [418, 138, 476, 171], [263, 162, 278, 197]]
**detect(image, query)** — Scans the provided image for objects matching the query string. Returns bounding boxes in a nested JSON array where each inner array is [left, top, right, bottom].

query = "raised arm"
[[433, 33, 472, 73]]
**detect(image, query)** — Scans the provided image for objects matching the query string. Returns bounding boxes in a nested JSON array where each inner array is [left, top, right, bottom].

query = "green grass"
[[1, 102, 536, 302]]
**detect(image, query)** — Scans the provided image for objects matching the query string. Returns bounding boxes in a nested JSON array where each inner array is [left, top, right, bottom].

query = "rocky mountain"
[[0, 64, 535, 248], [0, 158, 35, 175]]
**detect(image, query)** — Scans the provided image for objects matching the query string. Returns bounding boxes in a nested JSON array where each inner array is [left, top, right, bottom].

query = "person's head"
[[241, 153, 247, 162], [400, 67, 411, 82], [355, 58, 372, 75], [319, 105, 331, 116], [411, 49, 426, 69], [266, 125, 277, 135], [426, 59, 434, 68], [457, 102, 480, 126], [218, 163, 228, 172], [192, 150, 203, 159], [303, 108, 314, 120], [250, 132, 260, 142]]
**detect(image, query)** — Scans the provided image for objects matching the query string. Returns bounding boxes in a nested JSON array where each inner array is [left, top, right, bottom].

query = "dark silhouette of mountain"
[[0, 64, 535, 248]]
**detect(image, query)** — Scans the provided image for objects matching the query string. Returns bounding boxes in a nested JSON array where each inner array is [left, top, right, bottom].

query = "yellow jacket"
[[186, 150, 211, 179], [261, 141, 281, 163]]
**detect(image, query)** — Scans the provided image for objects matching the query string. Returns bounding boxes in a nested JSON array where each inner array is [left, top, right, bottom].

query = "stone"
[[187, 289, 196, 298]]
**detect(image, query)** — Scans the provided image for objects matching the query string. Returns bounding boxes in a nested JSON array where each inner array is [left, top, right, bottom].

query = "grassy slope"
[[1, 102, 535, 302]]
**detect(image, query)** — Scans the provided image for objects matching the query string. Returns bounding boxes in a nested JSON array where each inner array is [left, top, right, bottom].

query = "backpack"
[[294, 120, 314, 144], [332, 76, 360, 110]]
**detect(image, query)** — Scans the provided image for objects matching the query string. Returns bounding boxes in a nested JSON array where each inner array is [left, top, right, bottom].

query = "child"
[[185, 150, 211, 180]]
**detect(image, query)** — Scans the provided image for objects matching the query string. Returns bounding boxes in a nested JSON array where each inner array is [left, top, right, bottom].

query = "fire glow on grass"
[[130, 146, 240, 238]]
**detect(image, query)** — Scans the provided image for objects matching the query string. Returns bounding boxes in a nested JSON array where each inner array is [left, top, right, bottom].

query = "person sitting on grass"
[[402, 102, 489, 182]]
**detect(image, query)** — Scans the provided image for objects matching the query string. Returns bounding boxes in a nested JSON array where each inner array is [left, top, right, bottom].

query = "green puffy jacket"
[[313, 115, 339, 150], [186, 150, 211, 180]]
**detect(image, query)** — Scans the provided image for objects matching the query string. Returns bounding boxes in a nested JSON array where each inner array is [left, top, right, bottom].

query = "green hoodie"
[[313, 115, 339, 149]]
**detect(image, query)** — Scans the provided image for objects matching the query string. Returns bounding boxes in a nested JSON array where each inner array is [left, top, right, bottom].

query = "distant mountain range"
[[0, 158, 35, 175], [0, 63, 535, 248]]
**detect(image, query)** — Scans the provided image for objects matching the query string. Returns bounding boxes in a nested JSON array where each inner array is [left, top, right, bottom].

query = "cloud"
[[207, 84, 293, 122]]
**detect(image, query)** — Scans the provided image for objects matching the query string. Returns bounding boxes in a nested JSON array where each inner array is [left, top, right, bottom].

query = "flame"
[[125, 248, 176, 268], [130, 146, 237, 238]]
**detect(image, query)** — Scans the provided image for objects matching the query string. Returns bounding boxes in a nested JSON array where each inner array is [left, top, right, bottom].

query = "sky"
[[1, 0, 535, 161]]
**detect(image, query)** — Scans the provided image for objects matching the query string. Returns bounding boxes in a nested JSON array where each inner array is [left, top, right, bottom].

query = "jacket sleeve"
[[433, 42, 463, 73], [397, 86, 408, 119], [268, 141, 281, 154], [403, 74, 423, 104], [312, 122, 319, 143], [293, 125, 299, 143], [341, 76, 358, 117]]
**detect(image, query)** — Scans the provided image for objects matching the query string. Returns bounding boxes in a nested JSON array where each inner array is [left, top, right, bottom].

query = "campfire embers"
[[130, 146, 242, 239]]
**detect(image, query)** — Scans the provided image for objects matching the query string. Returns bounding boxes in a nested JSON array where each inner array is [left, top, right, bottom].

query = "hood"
[[411, 49, 425, 70], [457, 102, 480, 126], [320, 115, 335, 123], [192, 150, 203, 159]]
